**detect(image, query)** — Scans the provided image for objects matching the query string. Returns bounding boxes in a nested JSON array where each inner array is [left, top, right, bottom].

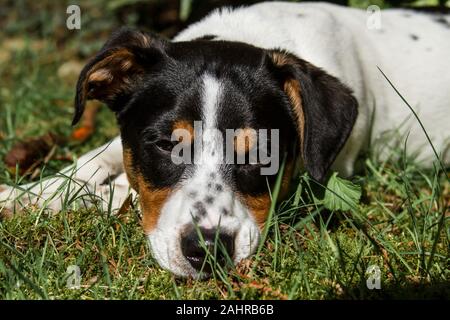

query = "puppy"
[[1, 2, 449, 278]]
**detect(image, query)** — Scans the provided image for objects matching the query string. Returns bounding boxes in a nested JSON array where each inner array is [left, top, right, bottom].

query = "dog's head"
[[73, 28, 357, 277]]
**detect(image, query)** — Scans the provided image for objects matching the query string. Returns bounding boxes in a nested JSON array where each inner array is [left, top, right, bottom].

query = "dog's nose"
[[181, 227, 234, 272]]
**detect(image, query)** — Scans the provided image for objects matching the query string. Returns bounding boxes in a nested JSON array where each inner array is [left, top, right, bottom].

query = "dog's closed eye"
[[155, 140, 177, 153]]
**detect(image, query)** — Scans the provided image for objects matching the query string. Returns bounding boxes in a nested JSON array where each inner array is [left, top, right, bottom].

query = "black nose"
[[181, 227, 235, 272]]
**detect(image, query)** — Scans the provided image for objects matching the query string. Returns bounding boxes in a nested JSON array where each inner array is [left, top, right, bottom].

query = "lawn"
[[0, 0, 449, 300]]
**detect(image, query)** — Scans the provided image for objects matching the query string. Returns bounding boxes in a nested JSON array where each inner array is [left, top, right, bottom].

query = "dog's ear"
[[73, 27, 167, 125], [267, 50, 358, 181]]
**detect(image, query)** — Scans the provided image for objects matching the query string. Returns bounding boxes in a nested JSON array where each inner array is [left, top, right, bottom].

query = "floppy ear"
[[267, 50, 358, 181], [73, 27, 167, 125]]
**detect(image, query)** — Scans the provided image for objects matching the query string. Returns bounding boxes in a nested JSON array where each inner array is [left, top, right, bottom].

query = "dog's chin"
[[147, 220, 261, 278]]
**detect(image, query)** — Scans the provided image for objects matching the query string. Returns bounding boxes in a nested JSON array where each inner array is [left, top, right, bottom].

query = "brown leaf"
[[117, 193, 133, 220], [4, 133, 65, 175], [71, 100, 101, 142]]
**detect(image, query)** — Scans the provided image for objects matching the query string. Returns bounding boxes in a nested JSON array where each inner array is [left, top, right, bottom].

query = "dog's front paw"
[[0, 184, 15, 218], [0, 174, 133, 217], [0, 179, 66, 216], [0, 183, 37, 217]]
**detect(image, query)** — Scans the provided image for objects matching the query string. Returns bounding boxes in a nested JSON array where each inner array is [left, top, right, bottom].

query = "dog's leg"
[[0, 136, 129, 215], [93, 172, 135, 213]]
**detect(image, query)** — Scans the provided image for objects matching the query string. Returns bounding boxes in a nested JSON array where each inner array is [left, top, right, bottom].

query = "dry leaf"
[[71, 100, 101, 142], [4, 133, 65, 175]]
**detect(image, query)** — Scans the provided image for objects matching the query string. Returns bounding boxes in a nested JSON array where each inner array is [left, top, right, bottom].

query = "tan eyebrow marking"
[[172, 120, 194, 143], [234, 128, 257, 155]]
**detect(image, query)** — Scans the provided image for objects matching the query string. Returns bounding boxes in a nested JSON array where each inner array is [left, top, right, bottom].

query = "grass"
[[0, 18, 449, 301]]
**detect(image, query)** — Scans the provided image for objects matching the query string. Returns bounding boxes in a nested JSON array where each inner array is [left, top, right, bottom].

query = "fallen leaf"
[[117, 193, 134, 220], [71, 100, 101, 142], [323, 172, 362, 211], [30, 145, 57, 179], [4, 133, 65, 176]]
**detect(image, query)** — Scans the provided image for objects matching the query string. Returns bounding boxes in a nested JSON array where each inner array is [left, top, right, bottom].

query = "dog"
[[1, 2, 449, 278]]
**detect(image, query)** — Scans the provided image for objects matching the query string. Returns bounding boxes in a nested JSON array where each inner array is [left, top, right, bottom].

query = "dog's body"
[[1, 2, 449, 277], [175, 1, 450, 172]]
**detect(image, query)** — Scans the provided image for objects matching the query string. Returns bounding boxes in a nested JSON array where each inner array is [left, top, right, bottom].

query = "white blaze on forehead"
[[202, 74, 220, 129], [189, 74, 226, 229], [198, 74, 223, 166]]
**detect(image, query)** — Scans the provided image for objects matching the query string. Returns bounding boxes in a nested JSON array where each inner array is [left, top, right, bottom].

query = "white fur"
[[1, 2, 449, 277]]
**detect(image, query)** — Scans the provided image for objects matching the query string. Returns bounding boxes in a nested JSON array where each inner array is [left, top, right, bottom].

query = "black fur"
[[193, 34, 218, 41], [73, 27, 167, 125], [267, 50, 358, 181], [74, 28, 357, 196]]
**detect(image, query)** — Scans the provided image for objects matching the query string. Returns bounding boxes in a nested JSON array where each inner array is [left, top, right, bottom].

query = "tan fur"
[[269, 51, 305, 156], [242, 159, 294, 229], [120, 59, 133, 71], [269, 51, 297, 67], [172, 120, 194, 143], [284, 79, 305, 153], [83, 48, 143, 102], [136, 32, 152, 47], [123, 148, 138, 190], [241, 193, 271, 229], [123, 147, 170, 233], [234, 128, 257, 155], [137, 175, 171, 234], [88, 68, 113, 82]]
